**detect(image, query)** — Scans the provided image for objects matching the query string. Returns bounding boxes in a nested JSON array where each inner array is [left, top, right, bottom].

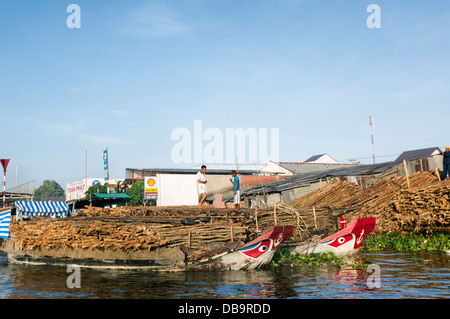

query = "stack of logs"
[[244, 204, 337, 243], [289, 171, 450, 234], [10, 207, 249, 252]]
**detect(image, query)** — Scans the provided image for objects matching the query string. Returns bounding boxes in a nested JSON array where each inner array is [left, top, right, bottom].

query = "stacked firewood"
[[244, 204, 336, 243], [288, 171, 449, 234], [76, 206, 251, 224], [9, 218, 248, 252], [290, 179, 363, 209]]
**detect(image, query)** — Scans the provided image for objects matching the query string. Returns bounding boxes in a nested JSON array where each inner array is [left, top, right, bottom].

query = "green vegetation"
[[270, 249, 345, 270], [125, 180, 147, 206], [86, 182, 108, 196], [361, 233, 450, 252], [35, 180, 65, 200]]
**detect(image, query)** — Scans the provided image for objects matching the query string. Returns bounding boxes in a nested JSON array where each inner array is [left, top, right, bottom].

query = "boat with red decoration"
[[286, 217, 376, 256]]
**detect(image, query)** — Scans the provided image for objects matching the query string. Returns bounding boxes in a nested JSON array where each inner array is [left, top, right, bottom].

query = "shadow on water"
[[0, 251, 448, 299]]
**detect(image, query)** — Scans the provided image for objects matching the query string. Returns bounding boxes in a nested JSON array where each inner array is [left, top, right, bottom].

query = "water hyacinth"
[[270, 249, 345, 269], [361, 233, 450, 252]]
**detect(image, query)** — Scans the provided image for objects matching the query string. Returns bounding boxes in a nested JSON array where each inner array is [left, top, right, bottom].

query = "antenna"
[[369, 116, 375, 164]]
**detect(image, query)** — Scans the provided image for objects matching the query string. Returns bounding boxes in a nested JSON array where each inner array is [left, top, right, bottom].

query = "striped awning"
[[0, 210, 11, 239], [15, 201, 69, 217]]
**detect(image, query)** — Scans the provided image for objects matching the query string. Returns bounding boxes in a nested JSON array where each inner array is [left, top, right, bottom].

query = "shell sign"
[[144, 176, 158, 200]]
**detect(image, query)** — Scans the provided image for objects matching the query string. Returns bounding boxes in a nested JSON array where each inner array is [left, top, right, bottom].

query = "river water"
[[0, 251, 448, 299]]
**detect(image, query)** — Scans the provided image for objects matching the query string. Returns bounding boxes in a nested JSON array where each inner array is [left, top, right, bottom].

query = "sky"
[[1, 0, 449, 190]]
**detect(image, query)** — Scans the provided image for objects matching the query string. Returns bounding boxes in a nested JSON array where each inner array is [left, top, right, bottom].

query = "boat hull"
[[0, 226, 294, 271], [287, 217, 376, 256]]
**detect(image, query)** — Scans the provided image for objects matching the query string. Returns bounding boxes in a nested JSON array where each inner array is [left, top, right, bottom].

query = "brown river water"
[[0, 251, 448, 299]]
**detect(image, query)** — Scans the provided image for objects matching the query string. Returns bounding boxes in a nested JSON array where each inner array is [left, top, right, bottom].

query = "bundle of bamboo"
[[9, 218, 248, 252], [288, 171, 449, 234]]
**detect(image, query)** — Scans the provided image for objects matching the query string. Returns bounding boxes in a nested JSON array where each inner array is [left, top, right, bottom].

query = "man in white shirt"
[[197, 165, 207, 210]]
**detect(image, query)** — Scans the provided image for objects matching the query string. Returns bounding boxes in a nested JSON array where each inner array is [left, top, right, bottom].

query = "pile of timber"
[[289, 179, 362, 209], [347, 179, 450, 235], [9, 214, 249, 253], [76, 206, 251, 224], [243, 204, 337, 243], [289, 171, 450, 234]]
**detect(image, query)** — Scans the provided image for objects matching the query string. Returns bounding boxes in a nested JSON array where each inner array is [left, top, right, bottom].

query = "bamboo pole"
[[273, 203, 277, 225], [312, 206, 318, 229], [435, 167, 441, 181], [188, 229, 191, 247], [403, 160, 411, 188]]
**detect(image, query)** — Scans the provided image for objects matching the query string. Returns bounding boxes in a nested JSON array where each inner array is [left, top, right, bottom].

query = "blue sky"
[[1, 0, 449, 189]]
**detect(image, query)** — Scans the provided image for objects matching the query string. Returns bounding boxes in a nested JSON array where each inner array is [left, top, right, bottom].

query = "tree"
[[35, 180, 65, 200], [126, 181, 145, 206], [85, 182, 108, 196]]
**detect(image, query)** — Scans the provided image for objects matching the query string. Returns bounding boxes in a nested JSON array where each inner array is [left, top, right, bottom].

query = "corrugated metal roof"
[[304, 154, 326, 162], [275, 162, 354, 174], [395, 147, 441, 163], [243, 161, 399, 196], [93, 193, 131, 199], [125, 168, 268, 175]]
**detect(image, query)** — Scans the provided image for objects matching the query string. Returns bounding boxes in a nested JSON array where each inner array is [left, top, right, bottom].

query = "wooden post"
[[188, 229, 191, 247], [403, 160, 410, 188], [273, 203, 277, 225], [230, 225, 234, 242], [435, 167, 441, 181], [312, 206, 318, 229], [254, 201, 259, 232]]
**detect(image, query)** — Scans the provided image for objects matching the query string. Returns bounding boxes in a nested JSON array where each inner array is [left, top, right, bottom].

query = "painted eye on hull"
[[239, 239, 272, 259], [324, 234, 353, 248]]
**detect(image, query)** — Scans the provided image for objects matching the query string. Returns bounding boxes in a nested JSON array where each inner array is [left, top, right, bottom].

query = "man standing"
[[197, 165, 207, 210], [230, 170, 240, 210], [440, 146, 450, 179]]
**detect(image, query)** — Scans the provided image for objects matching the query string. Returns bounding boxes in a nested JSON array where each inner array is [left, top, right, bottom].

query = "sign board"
[[66, 178, 102, 201], [103, 149, 109, 182], [144, 176, 158, 200], [0, 159, 10, 172]]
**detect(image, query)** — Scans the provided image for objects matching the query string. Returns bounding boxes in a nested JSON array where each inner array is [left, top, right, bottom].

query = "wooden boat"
[[286, 217, 376, 256], [0, 225, 294, 271]]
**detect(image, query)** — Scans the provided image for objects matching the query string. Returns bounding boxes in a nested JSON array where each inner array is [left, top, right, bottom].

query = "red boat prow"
[[319, 217, 376, 250]]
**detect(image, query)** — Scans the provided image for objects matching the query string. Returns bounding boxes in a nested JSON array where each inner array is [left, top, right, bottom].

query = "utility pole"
[[1, 159, 10, 208], [369, 116, 375, 164]]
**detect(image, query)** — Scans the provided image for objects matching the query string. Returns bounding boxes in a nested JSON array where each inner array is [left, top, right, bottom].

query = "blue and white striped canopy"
[[0, 210, 11, 239], [15, 201, 69, 217]]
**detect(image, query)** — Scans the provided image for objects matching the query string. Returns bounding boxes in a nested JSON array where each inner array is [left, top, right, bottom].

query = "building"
[[124, 167, 280, 207], [395, 147, 442, 162], [66, 178, 124, 202], [242, 151, 444, 208], [304, 153, 338, 164], [260, 161, 354, 176]]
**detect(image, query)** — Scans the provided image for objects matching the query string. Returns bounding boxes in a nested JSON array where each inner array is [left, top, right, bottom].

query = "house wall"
[[156, 174, 198, 206]]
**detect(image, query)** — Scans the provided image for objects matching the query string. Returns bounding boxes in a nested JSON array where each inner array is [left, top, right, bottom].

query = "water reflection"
[[0, 252, 448, 299]]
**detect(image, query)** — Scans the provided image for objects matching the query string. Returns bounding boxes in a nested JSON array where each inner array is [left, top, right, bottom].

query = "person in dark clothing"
[[440, 146, 450, 179]]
